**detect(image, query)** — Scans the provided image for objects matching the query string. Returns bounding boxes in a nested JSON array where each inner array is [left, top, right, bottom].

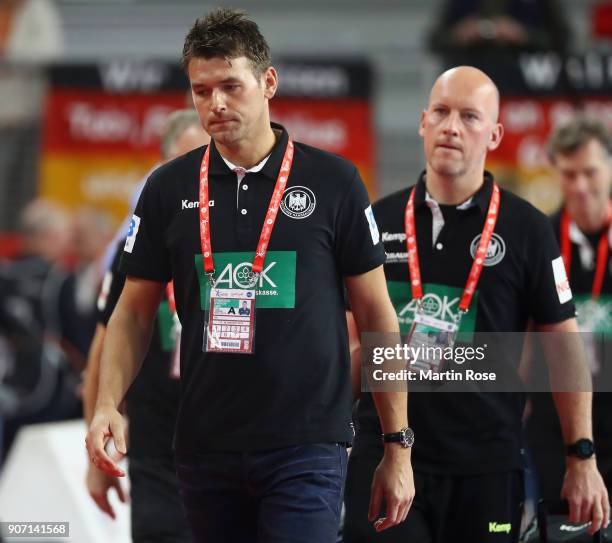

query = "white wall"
[[0, 421, 131, 543]]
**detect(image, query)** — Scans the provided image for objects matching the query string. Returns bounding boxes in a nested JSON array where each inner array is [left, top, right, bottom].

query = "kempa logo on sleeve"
[[124, 215, 141, 253]]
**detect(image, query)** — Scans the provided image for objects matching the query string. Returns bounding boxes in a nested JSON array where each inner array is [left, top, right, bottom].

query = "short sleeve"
[[334, 167, 386, 276], [96, 242, 126, 326], [526, 210, 576, 325], [119, 174, 172, 283]]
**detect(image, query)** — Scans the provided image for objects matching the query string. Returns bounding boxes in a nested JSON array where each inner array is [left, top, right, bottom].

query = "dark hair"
[[548, 115, 612, 163], [181, 8, 271, 77]]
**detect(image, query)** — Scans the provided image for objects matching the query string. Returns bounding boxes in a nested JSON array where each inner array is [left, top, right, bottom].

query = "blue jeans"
[[176, 443, 348, 543]]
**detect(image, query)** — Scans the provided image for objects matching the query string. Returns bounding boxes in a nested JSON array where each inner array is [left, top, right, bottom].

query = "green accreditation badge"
[[387, 282, 477, 339], [574, 294, 612, 376], [196, 252, 296, 355], [406, 306, 461, 373], [204, 288, 256, 354], [195, 252, 296, 309], [388, 283, 477, 373]]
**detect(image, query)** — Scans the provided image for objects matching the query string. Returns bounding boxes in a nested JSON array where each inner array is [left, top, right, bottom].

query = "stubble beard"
[[431, 155, 466, 179], [210, 123, 245, 148], [570, 195, 604, 221]]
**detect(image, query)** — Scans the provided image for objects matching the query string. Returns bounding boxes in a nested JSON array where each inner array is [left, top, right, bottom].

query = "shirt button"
[[241, 209, 248, 215], [436, 242, 443, 250], [242, 184, 248, 190]]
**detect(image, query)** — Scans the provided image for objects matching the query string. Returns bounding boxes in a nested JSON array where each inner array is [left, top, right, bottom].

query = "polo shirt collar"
[[208, 122, 289, 181], [414, 170, 495, 214], [220, 153, 270, 173]]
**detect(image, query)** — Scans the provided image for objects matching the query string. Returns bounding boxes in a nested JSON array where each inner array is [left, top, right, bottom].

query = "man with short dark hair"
[[527, 115, 612, 503], [86, 8, 413, 543], [547, 116, 612, 239]]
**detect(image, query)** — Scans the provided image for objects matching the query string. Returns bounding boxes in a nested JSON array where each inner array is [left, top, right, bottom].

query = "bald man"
[[344, 67, 609, 542]]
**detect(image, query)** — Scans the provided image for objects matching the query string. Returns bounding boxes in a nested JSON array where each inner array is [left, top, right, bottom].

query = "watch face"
[[401, 428, 415, 448], [577, 439, 594, 457]]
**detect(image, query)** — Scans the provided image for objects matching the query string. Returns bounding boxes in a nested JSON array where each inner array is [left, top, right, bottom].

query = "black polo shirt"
[[527, 209, 612, 468], [97, 241, 179, 459], [353, 172, 575, 474], [120, 123, 386, 455]]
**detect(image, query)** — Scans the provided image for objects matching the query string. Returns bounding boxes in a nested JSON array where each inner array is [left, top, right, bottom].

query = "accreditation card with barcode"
[[204, 288, 256, 354]]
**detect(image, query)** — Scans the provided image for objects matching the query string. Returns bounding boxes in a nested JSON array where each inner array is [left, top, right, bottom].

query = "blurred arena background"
[[0, 0, 605, 241]]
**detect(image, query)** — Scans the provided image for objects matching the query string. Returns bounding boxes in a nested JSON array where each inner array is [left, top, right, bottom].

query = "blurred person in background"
[[0, 198, 80, 461], [429, 0, 570, 67], [64, 207, 114, 360], [526, 116, 612, 504], [83, 109, 208, 542], [8, 198, 71, 265], [0, 0, 63, 231]]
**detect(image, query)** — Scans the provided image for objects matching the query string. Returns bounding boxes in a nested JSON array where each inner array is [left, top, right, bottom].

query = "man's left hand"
[[368, 447, 414, 532], [561, 458, 610, 534]]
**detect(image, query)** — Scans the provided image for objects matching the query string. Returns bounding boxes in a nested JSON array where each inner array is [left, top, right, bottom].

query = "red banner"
[[271, 99, 373, 190], [38, 60, 375, 226], [43, 90, 186, 154], [488, 97, 612, 213]]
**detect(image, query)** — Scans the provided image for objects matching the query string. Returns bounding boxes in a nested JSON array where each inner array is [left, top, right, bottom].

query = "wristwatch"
[[566, 438, 595, 459], [382, 427, 414, 448]]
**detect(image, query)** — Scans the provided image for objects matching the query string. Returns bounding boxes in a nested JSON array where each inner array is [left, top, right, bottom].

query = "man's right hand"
[[368, 446, 415, 532], [86, 464, 127, 519], [85, 407, 127, 477]]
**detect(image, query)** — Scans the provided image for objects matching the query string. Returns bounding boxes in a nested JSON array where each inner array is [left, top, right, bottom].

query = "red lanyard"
[[560, 207, 610, 300], [199, 139, 294, 281], [404, 182, 501, 313], [166, 282, 176, 314]]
